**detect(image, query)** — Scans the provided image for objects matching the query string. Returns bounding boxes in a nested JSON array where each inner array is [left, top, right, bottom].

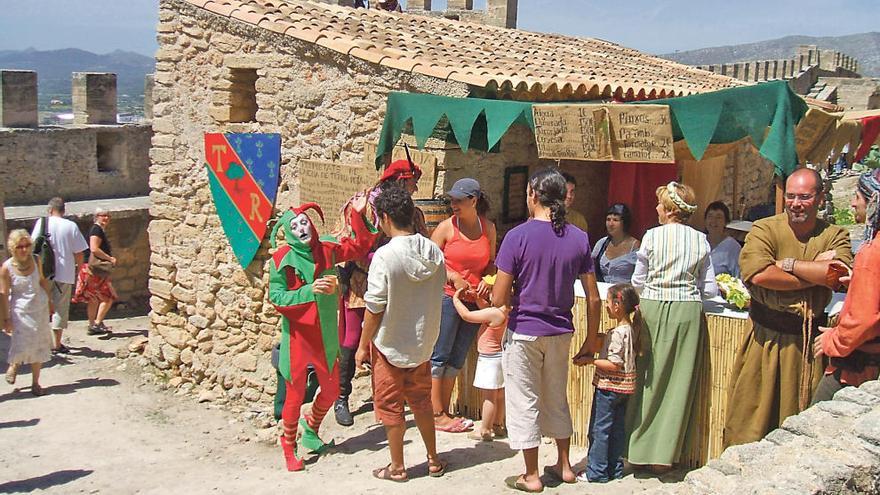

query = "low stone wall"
[[647, 380, 880, 495], [0, 124, 152, 206]]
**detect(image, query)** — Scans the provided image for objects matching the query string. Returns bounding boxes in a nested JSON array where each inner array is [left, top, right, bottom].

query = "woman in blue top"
[[591, 203, 640, 285]]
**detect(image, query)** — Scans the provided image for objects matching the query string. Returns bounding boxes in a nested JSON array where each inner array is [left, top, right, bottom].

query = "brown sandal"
[[372, 464, 408, 482], [428, 457, 447, 477]]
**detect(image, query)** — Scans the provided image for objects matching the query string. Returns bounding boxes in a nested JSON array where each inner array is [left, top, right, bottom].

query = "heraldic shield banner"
[[204, 133, 281, 269]]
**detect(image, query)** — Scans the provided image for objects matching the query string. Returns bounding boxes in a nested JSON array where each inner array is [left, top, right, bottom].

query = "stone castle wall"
[[147, 0, 468, 402], [0, 125, 152, 206], [646, 381, 880, 495]]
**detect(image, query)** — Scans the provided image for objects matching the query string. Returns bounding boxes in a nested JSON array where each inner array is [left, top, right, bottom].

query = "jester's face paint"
[[290, 213, 313, 244]]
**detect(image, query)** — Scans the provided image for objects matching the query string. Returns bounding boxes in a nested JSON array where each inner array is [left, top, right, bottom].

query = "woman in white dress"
[[704, 201, 741, 277], [2, 229, 53, 395]]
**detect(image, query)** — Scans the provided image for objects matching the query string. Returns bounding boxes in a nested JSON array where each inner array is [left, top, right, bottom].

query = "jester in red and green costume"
[[269, 197, 376, 471]]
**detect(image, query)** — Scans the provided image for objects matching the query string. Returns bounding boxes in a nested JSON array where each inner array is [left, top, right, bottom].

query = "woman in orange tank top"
[[429, 178, 497, 432]]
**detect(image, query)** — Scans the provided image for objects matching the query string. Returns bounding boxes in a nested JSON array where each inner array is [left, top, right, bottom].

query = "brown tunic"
[[724, 213, 852, 448]]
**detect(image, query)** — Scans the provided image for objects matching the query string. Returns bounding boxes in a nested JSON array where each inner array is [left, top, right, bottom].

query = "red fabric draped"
[[855, 115, 880, 163], [606, 162, 678, 240]]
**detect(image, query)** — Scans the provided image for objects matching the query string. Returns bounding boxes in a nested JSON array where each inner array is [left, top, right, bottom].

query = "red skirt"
[[72, 264, 118, 304]]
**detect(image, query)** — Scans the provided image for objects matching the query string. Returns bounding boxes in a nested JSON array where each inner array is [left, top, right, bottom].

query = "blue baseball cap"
[[446, 178, 481, 199]]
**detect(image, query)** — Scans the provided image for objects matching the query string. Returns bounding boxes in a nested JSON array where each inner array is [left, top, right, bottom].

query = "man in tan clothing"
[[724, 168, 852, 448]]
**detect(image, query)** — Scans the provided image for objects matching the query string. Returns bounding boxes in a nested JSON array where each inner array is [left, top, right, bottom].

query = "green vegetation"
[[833, 205, 856, 226]]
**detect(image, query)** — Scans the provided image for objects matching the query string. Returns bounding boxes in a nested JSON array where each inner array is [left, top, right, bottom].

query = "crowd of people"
[[307, 163, 879, 490], [2, 197, 119, 395], [7, 164, 878, 487]]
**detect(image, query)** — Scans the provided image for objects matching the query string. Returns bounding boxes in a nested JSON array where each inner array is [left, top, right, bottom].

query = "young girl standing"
[[574, 283, 640, 483], [452, 284, 508, 442]]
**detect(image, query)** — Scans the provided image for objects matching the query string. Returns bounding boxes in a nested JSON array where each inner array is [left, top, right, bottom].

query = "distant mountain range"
[[0, 48, 155, 101], [660, 32, 880, 78]]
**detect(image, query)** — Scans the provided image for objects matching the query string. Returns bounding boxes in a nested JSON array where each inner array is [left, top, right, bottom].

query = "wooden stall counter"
[[451, 283, 846, 468]]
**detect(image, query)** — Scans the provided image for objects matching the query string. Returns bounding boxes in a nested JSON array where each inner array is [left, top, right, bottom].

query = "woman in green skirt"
[[626, 182, 718, 472]]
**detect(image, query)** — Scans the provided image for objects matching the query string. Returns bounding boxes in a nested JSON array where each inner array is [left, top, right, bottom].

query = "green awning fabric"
[[375, 81, 807, 177], [374, 92, 534, 167], [650, 80, 808, 177]]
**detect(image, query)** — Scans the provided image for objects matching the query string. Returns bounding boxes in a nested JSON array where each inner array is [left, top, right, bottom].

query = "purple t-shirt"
[[495, 219, 593, 337]]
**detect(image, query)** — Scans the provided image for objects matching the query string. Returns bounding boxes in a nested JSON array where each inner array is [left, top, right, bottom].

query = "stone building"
[[147, 0, 741, 402], [0, 69, 153, 310]]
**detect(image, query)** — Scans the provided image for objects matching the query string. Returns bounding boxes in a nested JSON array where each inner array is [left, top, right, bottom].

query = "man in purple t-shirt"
[[492, 169, 601, 492]]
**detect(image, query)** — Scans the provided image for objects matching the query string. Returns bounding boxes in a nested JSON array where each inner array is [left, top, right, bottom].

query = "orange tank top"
[[443, 216, 491, 298], [477, 318, 507, 354]]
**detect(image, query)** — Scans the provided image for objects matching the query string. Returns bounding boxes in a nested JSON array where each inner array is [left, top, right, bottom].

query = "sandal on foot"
[[435, 418, 471, 433], [372, 464, 408, 482], [428, 457, 447, 477], [31, 384, 44, 397], [543, 466, 576, 484], [504, 475, 543, 493], [493, 424, 508, 438], [467, 430, 493, 442], [5, 365, 17, 385]]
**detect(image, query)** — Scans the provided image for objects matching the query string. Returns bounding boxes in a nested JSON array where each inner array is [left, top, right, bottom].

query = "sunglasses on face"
[[15, 243, 31, 250]]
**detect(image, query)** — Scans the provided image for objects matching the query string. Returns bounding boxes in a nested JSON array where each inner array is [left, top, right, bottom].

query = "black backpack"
[[32, 217, 56, 280]]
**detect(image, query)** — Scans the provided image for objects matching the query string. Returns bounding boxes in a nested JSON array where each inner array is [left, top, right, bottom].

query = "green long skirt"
[[625, 299, 706, 466]]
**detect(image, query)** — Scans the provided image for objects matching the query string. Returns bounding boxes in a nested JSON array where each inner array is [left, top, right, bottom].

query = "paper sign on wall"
[[532, 104, 675, 163], [532, 105, 612, 161], [363, 142, 438, 199], [606, 105, 675, 163], [299, 159, 377, 230]]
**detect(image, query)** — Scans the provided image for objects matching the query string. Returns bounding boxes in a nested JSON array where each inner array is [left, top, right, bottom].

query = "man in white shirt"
[[31, 197, 88, 353]]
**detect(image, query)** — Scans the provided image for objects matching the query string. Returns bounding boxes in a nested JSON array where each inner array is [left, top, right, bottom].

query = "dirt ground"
[[0, 316, 682, 494]]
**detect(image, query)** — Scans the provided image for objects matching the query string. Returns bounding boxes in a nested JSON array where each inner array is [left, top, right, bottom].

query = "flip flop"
[[427, 457, 448, 477], [504, 475, 544, 493], [435, 418, 471, 433], [372, 464, 408, 482], [543, 466, 576, 484]]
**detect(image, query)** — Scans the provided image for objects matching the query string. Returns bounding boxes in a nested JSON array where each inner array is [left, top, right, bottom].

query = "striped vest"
[[640, 223, 710, 302]]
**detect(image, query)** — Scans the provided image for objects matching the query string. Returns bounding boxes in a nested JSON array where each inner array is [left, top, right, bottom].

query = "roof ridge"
[[178, 0, 739, 99]]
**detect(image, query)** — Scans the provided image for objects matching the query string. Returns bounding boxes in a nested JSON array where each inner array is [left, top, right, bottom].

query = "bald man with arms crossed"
[[724, 168, 852, 448]]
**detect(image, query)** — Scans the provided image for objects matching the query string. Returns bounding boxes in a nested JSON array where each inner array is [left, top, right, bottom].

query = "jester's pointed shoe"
[[280, 436, 304, 472], [298, 417, 334, 454]]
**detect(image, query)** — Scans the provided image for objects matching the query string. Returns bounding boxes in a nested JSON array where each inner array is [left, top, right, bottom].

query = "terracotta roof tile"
[[183, 0, 739, 99]]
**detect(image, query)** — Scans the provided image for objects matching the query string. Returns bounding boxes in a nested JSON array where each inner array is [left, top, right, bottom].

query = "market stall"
[[451, 283, 846, 468]]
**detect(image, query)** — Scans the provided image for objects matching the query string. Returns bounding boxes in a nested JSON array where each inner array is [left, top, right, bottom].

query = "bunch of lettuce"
[[716, 273, 751, 309]]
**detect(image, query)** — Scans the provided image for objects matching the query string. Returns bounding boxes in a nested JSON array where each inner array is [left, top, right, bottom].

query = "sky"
[[0, 0, 877, 56]]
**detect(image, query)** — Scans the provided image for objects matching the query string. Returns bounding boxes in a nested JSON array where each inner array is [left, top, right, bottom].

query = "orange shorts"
[[371, 345, 433, 426]]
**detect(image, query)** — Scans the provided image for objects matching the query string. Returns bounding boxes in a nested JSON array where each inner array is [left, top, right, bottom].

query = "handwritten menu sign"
[[363, 142, 438, 199], [606, 105, 675, 163], [532, 105, 612, 161], [299, 159, 376, 228], [533, 104, 675, 163]]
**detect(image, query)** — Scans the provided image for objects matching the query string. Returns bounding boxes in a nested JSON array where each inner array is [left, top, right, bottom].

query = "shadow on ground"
[[0, 469, 93, 493]]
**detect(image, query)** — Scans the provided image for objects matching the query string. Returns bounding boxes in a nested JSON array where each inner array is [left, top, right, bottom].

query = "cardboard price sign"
[[299, 159, 377, 227], [532, 104, 675, 163], [532, 105, 612, 161], [607, 105, 675, 163]]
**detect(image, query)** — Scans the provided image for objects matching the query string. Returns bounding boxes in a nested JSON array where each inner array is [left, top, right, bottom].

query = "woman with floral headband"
[[625, 182, 717, 472]]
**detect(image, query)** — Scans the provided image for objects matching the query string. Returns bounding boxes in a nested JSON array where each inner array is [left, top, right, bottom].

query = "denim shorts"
[[430, 295, 480, 378]]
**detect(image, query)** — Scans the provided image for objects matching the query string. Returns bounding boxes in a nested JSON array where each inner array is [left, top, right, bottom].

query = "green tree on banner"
[[226, 162, 245, 190]]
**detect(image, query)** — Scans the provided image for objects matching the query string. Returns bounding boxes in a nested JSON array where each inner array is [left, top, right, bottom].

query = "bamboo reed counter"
[[451, 283, 846, 468]]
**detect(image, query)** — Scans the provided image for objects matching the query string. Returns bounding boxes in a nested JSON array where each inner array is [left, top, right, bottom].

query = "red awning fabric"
[[855, 115, 880, 162], [606, 162, 678, 240]]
